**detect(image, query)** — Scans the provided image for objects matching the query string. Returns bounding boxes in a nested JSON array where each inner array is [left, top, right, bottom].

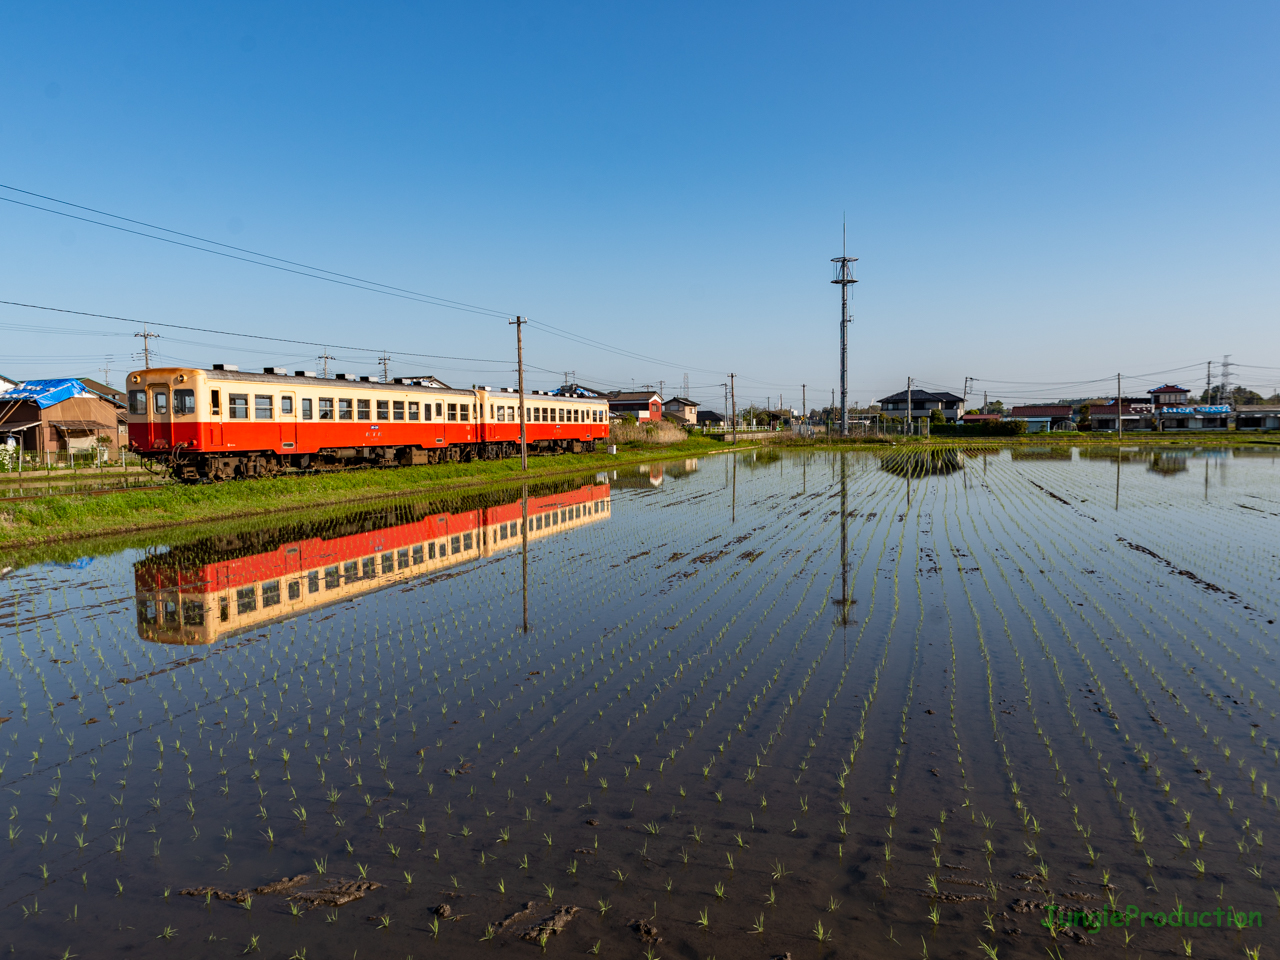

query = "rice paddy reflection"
[[2, 446, 1278, 959]]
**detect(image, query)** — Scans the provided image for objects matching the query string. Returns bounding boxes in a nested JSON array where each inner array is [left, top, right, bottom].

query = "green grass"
[[0, 434, 732, 552]]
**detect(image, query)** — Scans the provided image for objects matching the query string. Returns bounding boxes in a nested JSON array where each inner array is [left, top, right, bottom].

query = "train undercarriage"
[[158, 439, 598, 482]]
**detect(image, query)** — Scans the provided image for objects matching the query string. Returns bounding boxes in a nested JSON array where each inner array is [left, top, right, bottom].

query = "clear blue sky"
[[2, 2, 1278, 411]]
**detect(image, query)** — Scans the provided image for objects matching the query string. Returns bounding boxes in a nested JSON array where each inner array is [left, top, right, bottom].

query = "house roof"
[[877, 389, 964, 405], [1148, 384, 1189, 394], [696, 410, 724, 422], [1009, 405, 1073, 417], [0, 378, 93, 409], [78, 378, 126, 406], [608, 391, 662, 403], [663, 397, 697, 407], [960, 413, 1002, 421]]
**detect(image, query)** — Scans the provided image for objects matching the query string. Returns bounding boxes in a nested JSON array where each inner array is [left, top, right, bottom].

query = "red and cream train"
[[126, 365, 610, 481]]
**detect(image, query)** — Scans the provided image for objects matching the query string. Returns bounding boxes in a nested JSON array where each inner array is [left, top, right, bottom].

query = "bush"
[[930, 420, 1027, 437]]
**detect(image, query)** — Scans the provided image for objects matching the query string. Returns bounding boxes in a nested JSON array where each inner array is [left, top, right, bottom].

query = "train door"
[[148, 383, 170, 449], [209, 387, 224, 448], [280, 391, 298, 453]]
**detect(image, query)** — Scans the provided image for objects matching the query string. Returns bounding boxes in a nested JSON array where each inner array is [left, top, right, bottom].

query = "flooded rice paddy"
[[3, 446, 1279, 959]]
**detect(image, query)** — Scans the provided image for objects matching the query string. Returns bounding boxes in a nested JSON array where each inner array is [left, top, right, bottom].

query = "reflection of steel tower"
[[831, 229, 858, 437]]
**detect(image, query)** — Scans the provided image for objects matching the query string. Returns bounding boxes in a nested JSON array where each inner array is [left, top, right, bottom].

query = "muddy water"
[[2, 448, 1279, 959]]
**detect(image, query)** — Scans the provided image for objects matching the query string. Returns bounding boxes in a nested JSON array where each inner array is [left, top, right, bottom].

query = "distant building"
[[0, 373, 18, 394], [1008, 404, 1074, 432], [608, 390, 664, 421], [876, 389, 965, 423], [79, 377, 127, 405], [1235, 406, 1280, 431], [0, 379, 127, 457], [1148, 384, 1191, 406], [959, 413, 1001, 424], [696, 410, 724, 425], [662, 396, 698, 425]]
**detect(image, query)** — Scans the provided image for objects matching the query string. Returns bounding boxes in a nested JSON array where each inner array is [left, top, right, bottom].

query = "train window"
[[393, 401, 404, 421], [427, 542, 435, 560], [450, 535, 461, 554], [182, 599, 205, 626], [174, 389, 196, 415], [211, 390, 221, 415], [377, 400, 390, 421], [361, 557, 376, 578], [499, 523, 507, 541], [423, 403, 432, 421], [307, 571, 320, 594], [412, 544, 424, 564], [153, 391, 169, 415], [262, 581, 281, 607], [288, 580, 301, 601], [219, 596, 230, 622], [319, 398, 334, 420], [397, 548, 409, 569], [343, 560, 359, 582], [461, 405, 470, 422], [535, 514, 542, 530], [255, 395, 273, 420], [560, 408, 566, 422], [381, 552, 394, 573], [129, 390, 146, 415], [236, 586, 257, 614], [447, 403, 457, 422], [324, 565, 340, 589], [302, 398, 313, 420], [338, 399, 352, 420], [509, 406, 515, 421], [357, 399, 371, 420], [463, 532, 473, 550], [229, 394, 249, 419], [281, 396, 293, 415], [408, 402, 419, 421], [497, 406, 505, 422], [162, 599, 179, 626], [435, 402, 443, 419]]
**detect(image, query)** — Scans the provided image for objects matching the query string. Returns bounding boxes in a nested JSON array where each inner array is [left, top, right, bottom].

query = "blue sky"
[[2, 2, 1278, 411]]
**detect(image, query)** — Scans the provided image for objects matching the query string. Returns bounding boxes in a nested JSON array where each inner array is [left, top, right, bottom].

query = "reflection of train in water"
[[134, 482, 611, 644]]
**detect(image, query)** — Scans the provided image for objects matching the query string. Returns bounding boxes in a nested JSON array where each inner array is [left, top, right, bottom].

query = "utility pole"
[[99, 364, 112, 390], [510, 317, 529, 470], [801, 384, 806, 424], [906, 377, 913, 436], [1221, 354, 1231, 406], [134, 325, 158, 369], [378, 352, 391, 383], [1204, 361, 1213, 404], [830, 222, 858, 437], [962, 376, 973, 414], [319, 351, 336, 379], [682, 373, 689, 398], [983, 390, 988, 414], [659, 380, 665, 400], [729, 373, 737, 445], [1116, 372, 1123, 441]]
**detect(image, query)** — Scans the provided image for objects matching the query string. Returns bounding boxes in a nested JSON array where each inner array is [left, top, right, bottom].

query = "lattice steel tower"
[[831, 225, 858, 437]]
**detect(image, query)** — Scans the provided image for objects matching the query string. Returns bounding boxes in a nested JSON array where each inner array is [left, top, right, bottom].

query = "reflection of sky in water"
[[1, 449, 1278, 959]]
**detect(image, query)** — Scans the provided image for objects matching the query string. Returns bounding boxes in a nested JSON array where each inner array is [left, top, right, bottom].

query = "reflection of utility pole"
[[1116, 373, 1123, 442], [319, 351, 336, 379], [521, 483, 529, 633], [134, 325, 158, 369], [837, 453, 850, 625], [831, 221, 858, 437], [510, 317, 528, 470], [729, 373, 737, 445]]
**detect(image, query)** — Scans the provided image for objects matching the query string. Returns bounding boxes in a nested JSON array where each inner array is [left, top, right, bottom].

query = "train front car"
[[126, 365, 483, 480], [478, 387, 608, 455]]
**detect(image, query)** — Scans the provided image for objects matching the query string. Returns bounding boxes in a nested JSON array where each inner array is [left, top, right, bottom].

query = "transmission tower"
[[830, 222, 858, 437]]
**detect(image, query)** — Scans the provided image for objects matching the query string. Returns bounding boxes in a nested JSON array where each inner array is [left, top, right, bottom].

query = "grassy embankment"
[[777, 430, 1280, 449], [0, 433, 734, 550]]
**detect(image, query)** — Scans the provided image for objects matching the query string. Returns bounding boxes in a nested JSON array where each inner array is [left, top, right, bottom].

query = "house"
[[1008, 405, 1074, 433], [0, 373, 18, 394], [959, 413, 1002, 424], [1148, 384, 1191, 406], [1234, 405, 1280, 431], [876, 389, 965, 423], [80, 377, 127, 405], [0, 378, 127, 458], [662, 396, 699, 425], [1087, 399, 1150, 432], [607, 390, 664, 421], [696, 410, 724, 425]]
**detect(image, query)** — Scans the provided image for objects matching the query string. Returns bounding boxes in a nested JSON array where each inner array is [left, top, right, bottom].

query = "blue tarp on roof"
[[0, 378, 91, 408]]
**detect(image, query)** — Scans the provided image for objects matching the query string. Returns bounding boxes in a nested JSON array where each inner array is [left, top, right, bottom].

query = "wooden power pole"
[[510, 317, 528, 470]]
